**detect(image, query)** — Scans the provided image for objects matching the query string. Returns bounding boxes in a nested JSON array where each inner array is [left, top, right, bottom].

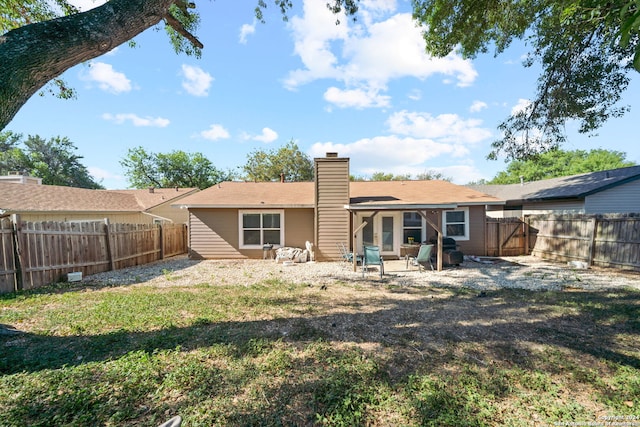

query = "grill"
[[429, 237, 464, 266]]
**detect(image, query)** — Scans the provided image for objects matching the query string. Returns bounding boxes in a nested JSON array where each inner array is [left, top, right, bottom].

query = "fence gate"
[[485, 217, 528, 256]]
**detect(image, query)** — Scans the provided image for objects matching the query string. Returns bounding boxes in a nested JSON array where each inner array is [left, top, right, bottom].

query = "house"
[[469, 165, 640, 218], [0, 179, 199, 224], [176, 153, 504, 261]]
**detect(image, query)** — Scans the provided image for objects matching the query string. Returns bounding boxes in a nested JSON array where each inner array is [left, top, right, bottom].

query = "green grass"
[[1, 278, 639, 426]]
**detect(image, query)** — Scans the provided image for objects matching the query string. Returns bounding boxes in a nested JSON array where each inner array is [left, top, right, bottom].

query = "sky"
[[5, 0, 640, 189]]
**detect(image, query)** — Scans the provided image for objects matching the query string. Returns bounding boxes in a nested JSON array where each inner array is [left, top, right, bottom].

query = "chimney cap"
[[326, 152, 338, 158]]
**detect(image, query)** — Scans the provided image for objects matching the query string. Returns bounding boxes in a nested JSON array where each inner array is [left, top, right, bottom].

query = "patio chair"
[[411, 244, 434, 272], [336, 242, 361, 264], [362, 245, 384, 279]]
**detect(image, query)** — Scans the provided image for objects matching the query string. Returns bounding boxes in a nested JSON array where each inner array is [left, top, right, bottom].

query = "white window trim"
[[442, 207, 469, 241], [239, 210, 285, 249]]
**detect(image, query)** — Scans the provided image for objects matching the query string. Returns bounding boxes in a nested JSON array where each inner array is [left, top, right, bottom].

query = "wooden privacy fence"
[[0, 216, 188, 294], [527, 213, 640, 271]]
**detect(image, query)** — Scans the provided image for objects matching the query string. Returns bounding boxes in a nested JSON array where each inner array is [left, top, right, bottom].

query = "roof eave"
[[178, 204, 315, 209]]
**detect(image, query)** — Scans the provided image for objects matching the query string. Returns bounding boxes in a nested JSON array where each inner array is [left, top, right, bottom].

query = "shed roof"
[[468, 165, 640, 203]]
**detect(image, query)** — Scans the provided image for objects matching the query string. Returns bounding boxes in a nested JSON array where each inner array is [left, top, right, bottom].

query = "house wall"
[[11, 212, 151, 224], [148, 203, 190, 224], [464, 205, 488, 255], [315, 155, 350, 261], [523, 200, 584, 216], [423, 206, 486, 256], [188, 208, 314, 260], [585, 180, 640, 214]]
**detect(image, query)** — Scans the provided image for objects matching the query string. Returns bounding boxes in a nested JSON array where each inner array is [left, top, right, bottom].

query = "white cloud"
[[82, 62, 132, 94], [68, 0, 106, 11], [407, 89, 422, 101], [200, 124, 230, 141], [470, 100, 488, 113], [386, 110, 492, 144], [309, 135, 467, 169], [88, 166, 124, 184], [249, 127, 279, 143], [181, 64, 213, 97], [284, 2, 477, 105], [511, 98, 532, 115], [102, 113, 169, 127], [239, 21, 256, 44], [323, 87, 390, 109]]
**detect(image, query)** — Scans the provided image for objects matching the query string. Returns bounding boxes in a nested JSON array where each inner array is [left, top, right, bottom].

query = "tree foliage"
[[488, 148, 636, 184], [413, 0, 640, 161], [120, 146, 230, 189], [351, 170, 452, 181], [242, 140, 314, 182], [0, 131, 104, 188]]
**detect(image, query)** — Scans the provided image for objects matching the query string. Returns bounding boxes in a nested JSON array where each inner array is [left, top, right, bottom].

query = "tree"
[[0, 0, 359, 130], [413, 0, 640, 161], [242, 140, 314, 182], [488, 149, 636, 184], [120, 146, 230, 189], [351, 170, 452, 181], [0, 131, 104, 188]]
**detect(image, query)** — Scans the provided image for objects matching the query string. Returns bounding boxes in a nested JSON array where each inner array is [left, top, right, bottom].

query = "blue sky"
[[6, 0, 640, 189]]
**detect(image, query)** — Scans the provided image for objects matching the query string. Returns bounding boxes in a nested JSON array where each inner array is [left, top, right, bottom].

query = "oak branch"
[[0, 0, 202, 130]]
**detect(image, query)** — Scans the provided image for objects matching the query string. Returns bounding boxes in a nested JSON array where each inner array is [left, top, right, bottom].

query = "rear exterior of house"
[[178, 154, 504, 261]]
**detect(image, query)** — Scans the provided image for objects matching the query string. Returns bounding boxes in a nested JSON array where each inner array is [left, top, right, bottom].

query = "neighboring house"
[[0, 179, 199, 224], [176, 153, 504, 261], [469, 166, 640, 218]]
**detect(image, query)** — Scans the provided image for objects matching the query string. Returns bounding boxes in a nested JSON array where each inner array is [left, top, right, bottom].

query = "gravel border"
[[83, 255, 640, 292]]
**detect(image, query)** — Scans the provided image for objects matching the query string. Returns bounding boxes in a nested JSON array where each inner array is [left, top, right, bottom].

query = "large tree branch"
[[0, 0, 197, 130]]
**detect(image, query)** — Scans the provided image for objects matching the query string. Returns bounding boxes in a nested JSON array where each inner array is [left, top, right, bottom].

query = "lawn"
[[0, 271, 639, 426]]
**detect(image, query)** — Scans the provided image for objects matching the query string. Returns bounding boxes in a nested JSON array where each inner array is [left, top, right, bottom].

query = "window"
[[239, 210, 283, 248], [443, 208, 469, 240], [403, 212, 422, 244]]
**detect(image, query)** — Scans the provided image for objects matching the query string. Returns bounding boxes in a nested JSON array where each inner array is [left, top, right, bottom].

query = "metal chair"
[[362, 245, 384, 279], [411, 244, 434, 272], [336, 242, 361, 264]]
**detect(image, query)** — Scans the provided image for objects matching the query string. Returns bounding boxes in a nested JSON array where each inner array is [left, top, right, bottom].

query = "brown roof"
[[0, 183, 199, 214], [349, 180, 503, 208], [176, 180, 503, 208], [110, 188, 199, 210], [175, 182, 315, 207]]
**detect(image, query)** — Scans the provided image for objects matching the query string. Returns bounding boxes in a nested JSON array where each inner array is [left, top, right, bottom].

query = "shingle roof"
[[174, 182, 315, 207], [110, 188, 199, 210], [0, 182, 142, 212], [0, 183, 199, 213], [349, 180, 503, 207], [175, 180, 503, 208], [468, 165, 640, 203]]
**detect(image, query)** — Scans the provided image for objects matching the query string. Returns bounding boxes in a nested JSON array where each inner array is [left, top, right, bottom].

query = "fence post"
[[11, 214, 24, 291], [525, 216, 530, 254], [159, 223, 165, 260], [104, 218, 114, 271], [587, 216, 598, 266]]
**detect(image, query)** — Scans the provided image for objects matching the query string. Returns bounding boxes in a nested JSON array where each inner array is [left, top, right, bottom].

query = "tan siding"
[[189, 208, 315, 260], [461, 205, 487, 255], [315, 157, 350, 261], [148, 204, 189, 224], [15, 213, 150, 224], [283, 209, 315, 249], [189, 209, 245, 260]]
